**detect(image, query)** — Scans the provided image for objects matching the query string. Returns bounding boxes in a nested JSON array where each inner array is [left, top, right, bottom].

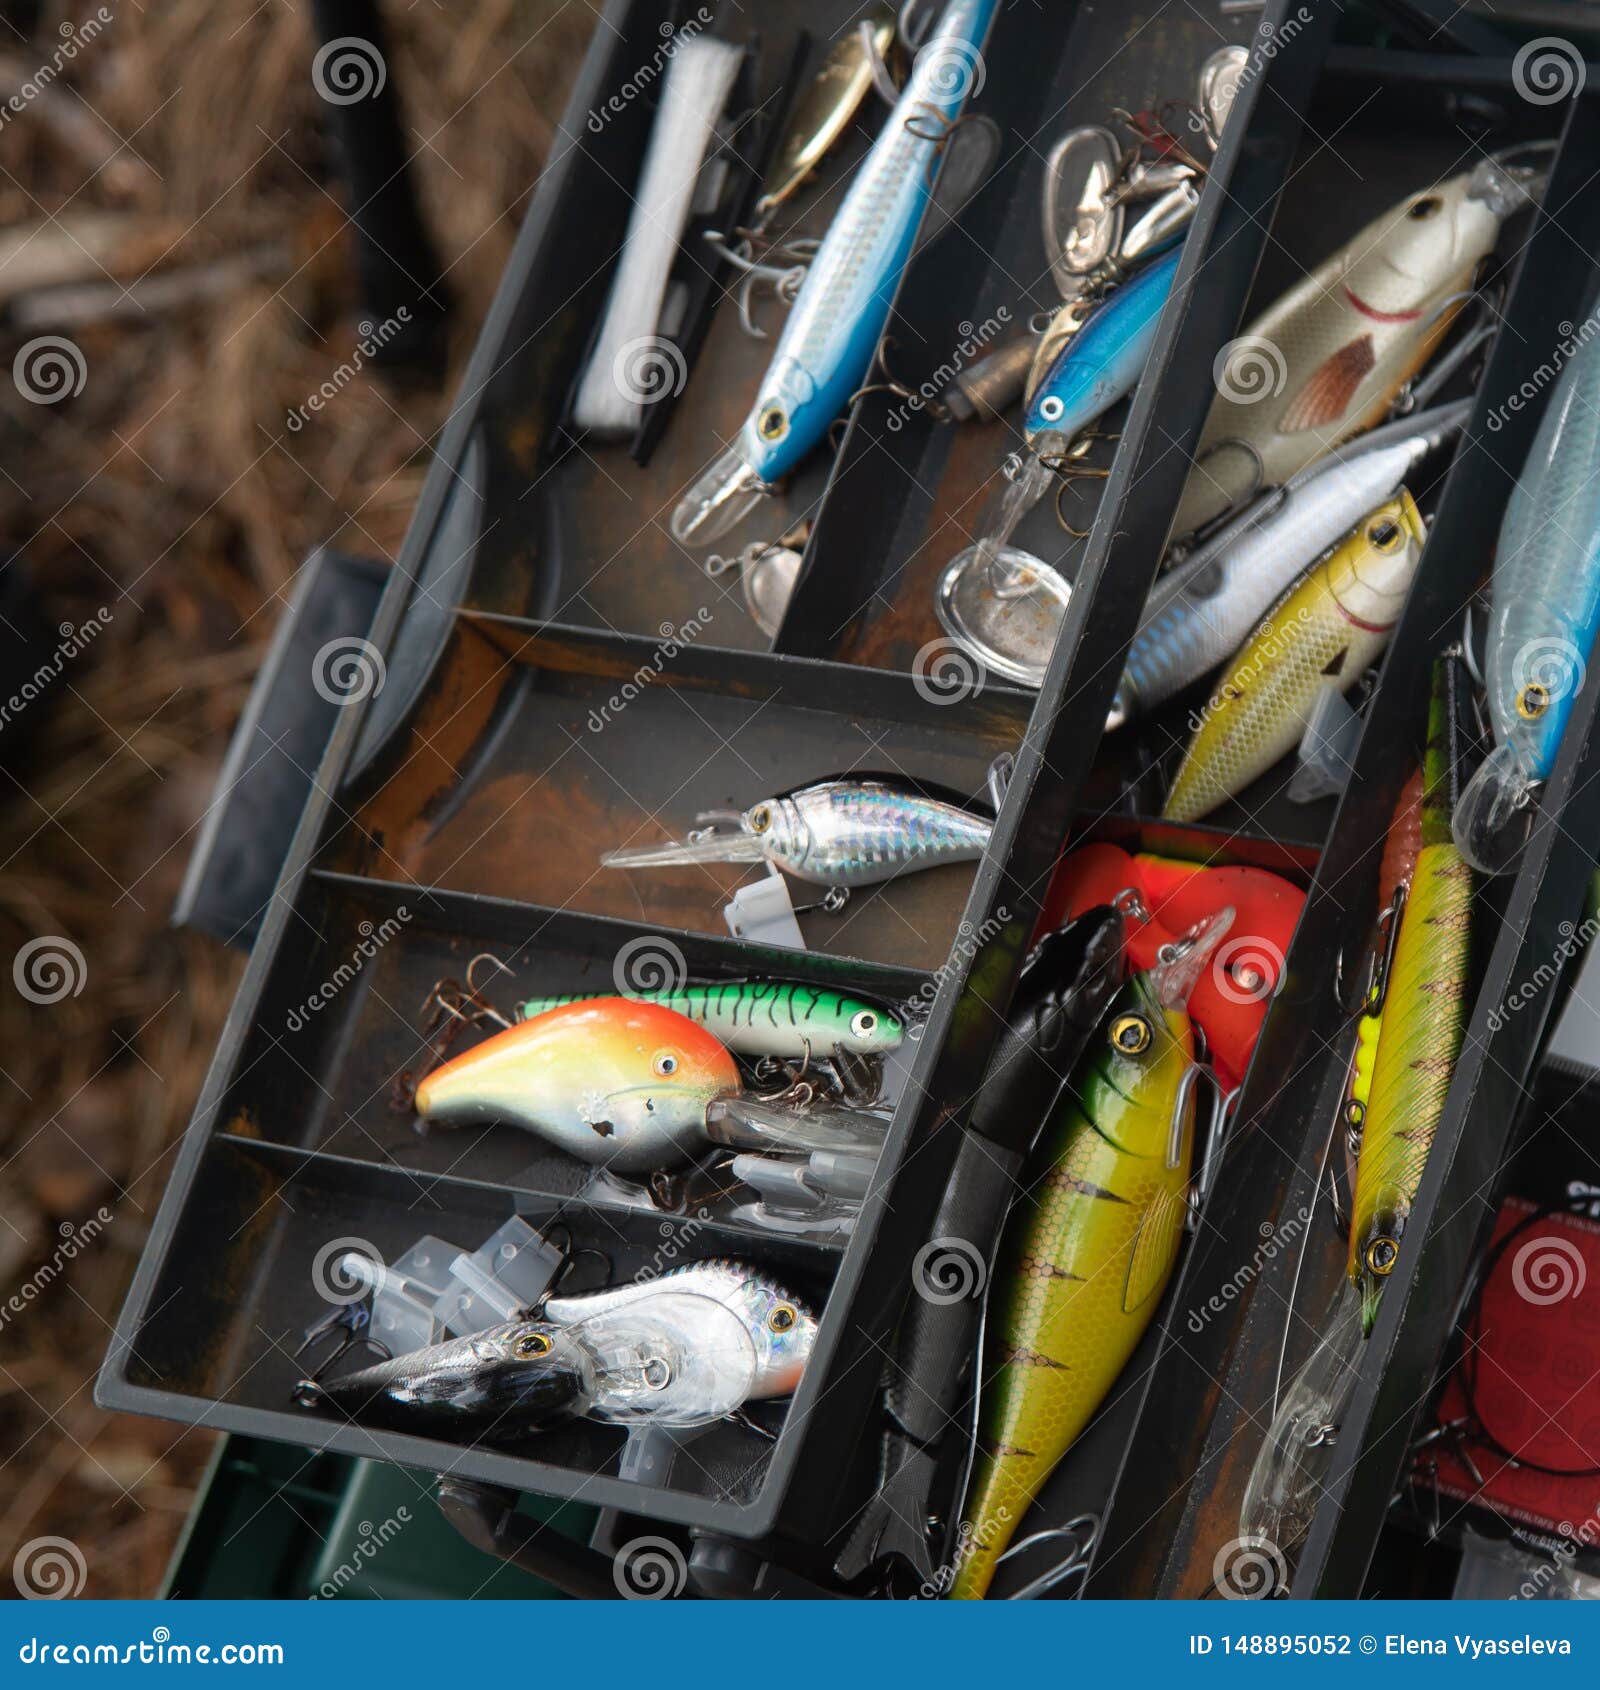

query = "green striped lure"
[[517, 982, 904, 1060]]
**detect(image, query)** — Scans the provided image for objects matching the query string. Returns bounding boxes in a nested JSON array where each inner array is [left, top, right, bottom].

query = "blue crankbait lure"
[[671, 0, 1000, 546], [1453, 326, 1600, 872], [1022, 246, 1180, 451]]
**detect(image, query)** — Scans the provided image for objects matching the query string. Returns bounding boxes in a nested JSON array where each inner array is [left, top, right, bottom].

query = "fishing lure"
[[1242, 660, 1472, 1555], [836, 906, 1129, 1583], [413, 999, 739, 1175], [1172, 156, 1542, 538], [752, 4, 898, 225], [672, 0, 1000, 545], [1112, 402, 1468, 729], [601, 776, 993, 891], [299, 1263, 818, 1441], [1161, 492, 1426, 824], [1453, 318, 1600, 873], [949, 927, 1224, 1600], [515, 981, 903, 1060], [413, 998, 890, 1179]]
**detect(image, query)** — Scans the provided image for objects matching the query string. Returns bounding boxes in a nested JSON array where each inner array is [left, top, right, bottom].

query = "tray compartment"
[[119, 1136, 839, 1520], [215, 867, 924, 1228], [1086, 77, 1600, 1600], [326, 610, 1029, 972]]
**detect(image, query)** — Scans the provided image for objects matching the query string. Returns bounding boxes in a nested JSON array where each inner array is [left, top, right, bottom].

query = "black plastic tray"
[[98, 0, 1599, 1592]]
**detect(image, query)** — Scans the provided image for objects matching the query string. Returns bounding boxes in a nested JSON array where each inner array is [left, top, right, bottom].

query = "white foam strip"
[[572, 35, 743, 437]]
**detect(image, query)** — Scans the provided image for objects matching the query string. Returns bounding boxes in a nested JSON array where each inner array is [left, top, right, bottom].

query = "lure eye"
[[1038, 394, 1065, 423], [1516, 682, 1550, 720], [514, 1331, 553, 1359], [1110, 1013, 1152, 1055], [757, 405, 787, 442], [1367, 517, 1403, 552], [1407, 195, 1442, 220], [768, 1302, 798, 1334], [747, 804, 772, 834], [849, 1010, 878, 1038], [652, 1050, 680, 1078], [1364, 1237, 1399, 1277]]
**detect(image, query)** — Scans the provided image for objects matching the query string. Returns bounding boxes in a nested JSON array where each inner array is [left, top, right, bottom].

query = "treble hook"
[[705, 229, 814, 339]]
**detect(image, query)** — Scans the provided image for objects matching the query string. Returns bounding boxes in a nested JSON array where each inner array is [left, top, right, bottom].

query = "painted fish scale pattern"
[[1162, 580, 1387, 823], [949, 1049, 1192, 1599], [1347, 840, 1471, 1275], [795, 788, 990, 884]]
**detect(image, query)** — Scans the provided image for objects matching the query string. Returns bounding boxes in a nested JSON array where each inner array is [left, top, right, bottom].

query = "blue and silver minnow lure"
[[1023, 246, 1180, 453], [671, 0, 1000, 545], [601, 775, 993, 889], [1454, 324, 1600, 873]]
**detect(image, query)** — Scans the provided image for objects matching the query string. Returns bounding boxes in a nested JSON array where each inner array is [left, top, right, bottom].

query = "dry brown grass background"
[[0, 0, 592, 1597]]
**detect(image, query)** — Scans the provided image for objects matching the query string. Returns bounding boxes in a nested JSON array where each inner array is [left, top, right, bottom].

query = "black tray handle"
[[172, 546, 387, 949]]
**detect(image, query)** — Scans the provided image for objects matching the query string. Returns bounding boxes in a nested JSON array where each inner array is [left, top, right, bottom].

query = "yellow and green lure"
[[950, 949, 1210, 1600], [1161, 493, 1426, 825], [1347, 665, 1473, 1333], [1240, 659, 1472, 1557]]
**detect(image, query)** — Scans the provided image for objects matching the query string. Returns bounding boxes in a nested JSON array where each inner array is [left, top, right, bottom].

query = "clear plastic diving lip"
[[600, 824, 767, 872], [670, 444, 776, 547], [934, 541, 1072, 689]]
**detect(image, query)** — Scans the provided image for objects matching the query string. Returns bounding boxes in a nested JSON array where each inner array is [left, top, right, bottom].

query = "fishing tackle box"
[[98, 0, 1600, 1597]]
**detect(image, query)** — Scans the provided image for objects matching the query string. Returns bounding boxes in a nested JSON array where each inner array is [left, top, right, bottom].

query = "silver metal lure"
[[600, 777, 992, 889], [542, 1259, 818, 1404], [1110, 400, 1471, 728]]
